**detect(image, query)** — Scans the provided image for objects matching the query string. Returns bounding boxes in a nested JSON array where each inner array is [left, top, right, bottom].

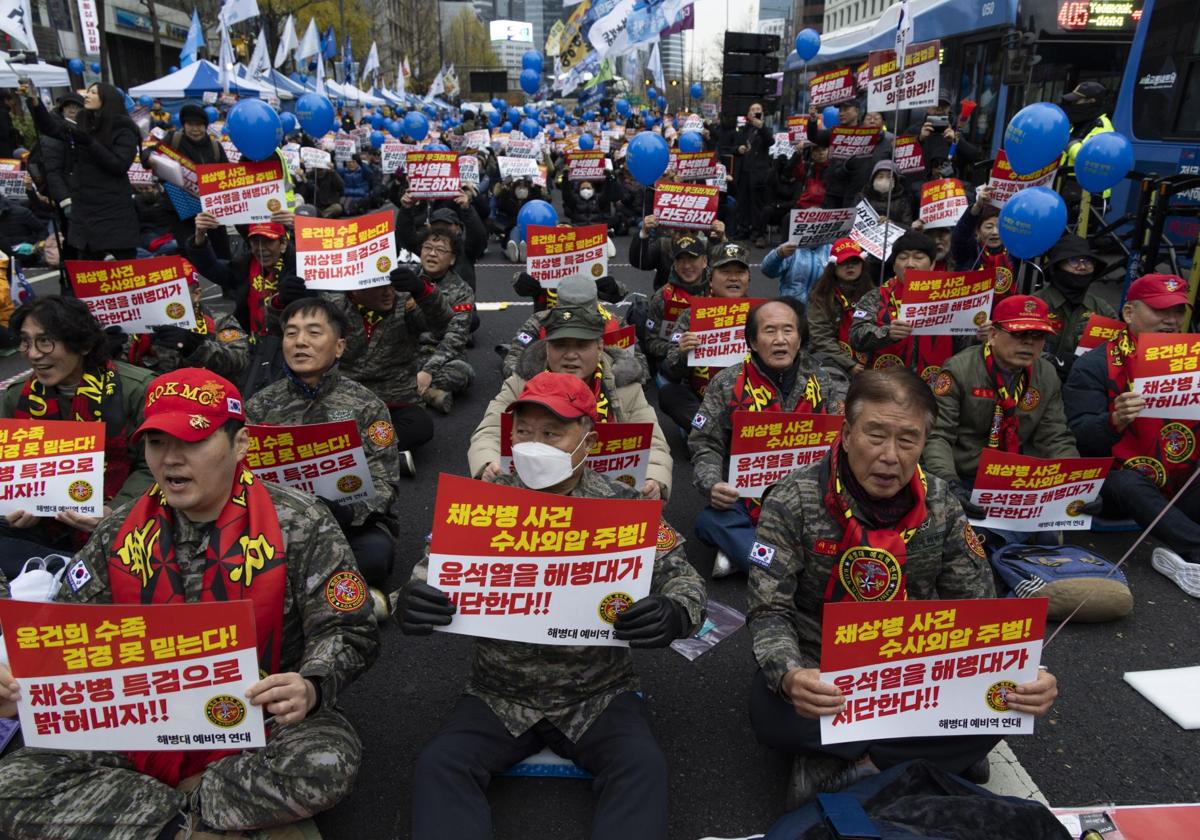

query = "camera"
[[926, 114, 950, 129]]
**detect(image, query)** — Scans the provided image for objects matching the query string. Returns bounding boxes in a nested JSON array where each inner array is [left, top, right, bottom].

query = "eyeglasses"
[[998, 327, 1050, 342], [1063, 256, 1095, 267], [421, 244, 452, 256], [18, 335, 56, 354]]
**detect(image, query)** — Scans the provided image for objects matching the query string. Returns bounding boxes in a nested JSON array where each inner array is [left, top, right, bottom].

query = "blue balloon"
[[491, 97, 505, 111], [999, 186, 1068, 259], [280, 112, 299, 134], [203, 105, 219, 124], [578, 133, 594, 150], [67, 58, 84, 75], [615, 99, 631, 117], [507, 107, 521, 125], [488, 110, 501, 127], [520, 118, 540, 139], [370, 130, 385, 149], [644, 116, 656, 129], [168, 65, 179, 74], [500, 121, 512, 132], [679, 131, 703, 153], [1075, 132, 1134, 194], [690, 82, 702, 99], [226, 98, 282, 162], [657, 95, 667, 109], [423, 104, 437, 117], [387, 119, 402, 136], [298, 73, 308, 83], [517, 199, 557, 243], [123, 92, 135, 113], [1004, 102, 1070, 176], [295, 93, 335, 137], [522, 50, 543, 72], [554, 104, 564, 117], [523, 103, 537, 117], [794, 28, 821, 61], [520, 68, 540, 95], [138, 95, 152, 107], [557, 120, 565, 130], [626, 131, 669, 186], [403, 111, 430, 141], [647, 87, 658, 100], [822, 106, 839, 128], [426, 143, 450, 152], [90, 61, 102, 74]]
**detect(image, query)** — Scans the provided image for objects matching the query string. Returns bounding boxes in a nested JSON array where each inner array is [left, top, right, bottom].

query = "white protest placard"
[[196, 160, 287, 225], [769, 132, 795, 158], [849, 201, 898, 262], [279, 143, 301, 175], [458, 155, 480, 189], [219, 140, 242, 163], [498, 156, 539, 180], [967, 450, 1111, 532], [462, 129, 491, 150], [686, 297, 764, 369], [333, 137, 356, 163], [67, 256, 197, 333], [0, 159, 24, 199], [787, 207, 856, 248], [867, 40, 941, 113], [506, 138, 540, 159], [1127, 333, 1200, 420], [380, 142, 413, 173], [526, 224, 608, 289], [729, 412, 841, 498], [300, 146, 332, 171], [246, 420, 375, 503], [897, 270, 994, 336], [294, 210, 396, 291], [0, 419, 105, 517]]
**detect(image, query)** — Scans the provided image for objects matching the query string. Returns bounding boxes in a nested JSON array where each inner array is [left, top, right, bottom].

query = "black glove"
[[513, 271, 540, 298], [1078, 498, 1105, 516], [103, 325, 126, 360], [390, 266, 428, 297], [612, 595, 688, 648], [66, 125, 92, 147], [395, 580, 456, 635], [276, 274, 315, 307], [1045, 351, 1075, 383], [319, 496, 354, 529], [151, 325, 203, 357], [595, 275, 621, 303], [949, 481, 986, 520]]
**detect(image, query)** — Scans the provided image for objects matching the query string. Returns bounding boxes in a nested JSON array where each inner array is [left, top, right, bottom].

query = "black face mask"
[[1063, 102, 1103, 126], [1050, 267, 1093, 303]]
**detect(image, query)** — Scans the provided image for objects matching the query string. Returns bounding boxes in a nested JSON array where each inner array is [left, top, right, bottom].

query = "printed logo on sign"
[[376, 256, 391, 272], [337, 475, 363, 493], [66, 559, 91, 592], [598, 592, 634, 624], [591, 263, 604, 277], [749, 542, 776, 569], [267, 198, 282, 212], [838, 547, 902, 601], [205, 695, 247, 728], [165, 302, 186, 320], [691, 412, 707, 429], [1065, 499, 1086, 517], [325, 571, 368, 612], [985, 680, 1017, 713], [68, 480, 94, 503], [972, 310, 988, 326]]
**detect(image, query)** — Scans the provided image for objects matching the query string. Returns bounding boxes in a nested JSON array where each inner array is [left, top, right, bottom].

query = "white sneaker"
[[398, 450, 416, 478], [711, 550, 737, 579], [1151, 547, 1200, 598], [518, 239, 527, 261], [369, 587, 390, 621], [505, 240, 519, 262], [606, 238, 616, 258]]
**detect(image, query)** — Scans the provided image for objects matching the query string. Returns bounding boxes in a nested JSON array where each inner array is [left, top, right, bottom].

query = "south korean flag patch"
[[852, 309, 869, 320], [691, 412, 707, 430], [66, 559, 92, 593], [749, 541, 776, 569], [516, 331, 534, 346]]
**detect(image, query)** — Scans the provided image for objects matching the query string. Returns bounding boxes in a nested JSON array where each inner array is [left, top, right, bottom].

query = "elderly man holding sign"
[[747, 369, 1058, 807], [0, 368, 378, 839]]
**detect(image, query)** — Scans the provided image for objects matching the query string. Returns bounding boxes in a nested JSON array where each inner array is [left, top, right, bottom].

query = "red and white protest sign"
[[299, 146, 332, 170], [380, 142, 413, 173], [332, 137, 356, 163], [987, 149, 1058, 208], [68, 256, 196, 333], [787, 207, 856, 248], [605, 324, 637, 351], [567, 150, 606, 182], [898, 270, 993, 336], [1074, 314, 1126, 356], [919, 178, 969, 227], [809, 67, 856, 109], [0, 419, 105, 517], [294, 210, 396, 291], [729, 412, 841, 497], [829, 127, 882, 161], [0, 159, 24, 199], [1128, 333, 1200, 420], [0, 600, 264, 751], [458, 156, 480, 189], [196, 160, 286, 225], [968, 450, 1111, 532], [686, 297, 764, 368], [426, 474, 661, 646], [499, 413, 652, 490], [525, 224, 608, 289], [674, 151, 719, 181], [246, 420, 375, 503], [866, 40, 941, 113], [893, 136, 925, 176], [786, 115, 810, 145], [653, 180, 719, 230], [405, 151, 461, 199], [498, 156, 539, 180], [77, 0, 101, 54], [849, 201, 898, 262], [820, 598, 1046, 744]]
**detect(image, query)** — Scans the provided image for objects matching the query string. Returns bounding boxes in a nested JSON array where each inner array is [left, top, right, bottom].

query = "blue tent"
[[129, 60, 273, 99], [237, 65, 306, 98]]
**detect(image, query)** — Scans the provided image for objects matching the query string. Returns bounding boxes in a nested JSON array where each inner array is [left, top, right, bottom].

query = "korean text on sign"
[[819, 598, 1046, 744], [653, 180, 719, 231], [787, 207, 855, 248], [897, 269, 994, 336], [426, 474, 662, 646], [729, 412, 841, 497], [968, 450, 1112, 532], [405, 151, 461, 199], [919, 178, 969, 227], [0, 419, 105, 517], [195, 160, 286, 225], [294, 210, 397, 291], [567, 151, 607, 182], [986, 149, 1057, 208], [893, 136, 925, 176], [829, 127, 883, 161], [809, 67, 855, 109], [246, 420, 375, 504], [1074, 313, 1126, 357], [67, 256, 197, 334], [525, 223, 609, 289], [498, 414, 653, 490], [1127, 333, 1200, 420], [866, 40, 941, 113], [0, 599, 264, 752], [686, 297, 765, 369]]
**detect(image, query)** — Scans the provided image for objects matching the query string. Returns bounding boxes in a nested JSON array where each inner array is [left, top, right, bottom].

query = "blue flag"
[[321, 25, 337, 60], [180, 10, 204, 67], [342, 33, 353, 83]]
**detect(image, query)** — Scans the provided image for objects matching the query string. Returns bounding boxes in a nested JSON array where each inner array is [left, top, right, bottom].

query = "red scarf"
[[981, 248, 1015, 304], [13, 364, 129, 503], [658, 281, 694, 337], [108, 466, 286, 786], [832, 285, 867, 366], [983, 344, 1029, 452], [127, 313, 217, 367], [247, 255, 284, 336], [1105, 330, 1200, 494], [821, 442, 927, 602], [872, 278, 953, 384]]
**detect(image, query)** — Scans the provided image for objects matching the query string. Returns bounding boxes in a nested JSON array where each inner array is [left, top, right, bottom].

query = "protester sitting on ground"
[[496, 177, 549, 262], [630, 212, 727, 291], [792, 139, 830, 210], [659, 243, 755, 435], [0, 367, 379, 839], [246, 297, 400, 602], [950, 185, 1017, 302], [1035, 233, 1119, 372], [747, 368, 1059, 807], [641, 234, 716, 372], [690, 298, 847, 578], [807, 96, 883, 209], [470, 279, 671, 500], [336, 154, 378, 216], [127, 261, 249, 380], [923, 295, 1081, 533], [858, 160, 914, 228], [910, 218, 953, 270], [396, 194, 488, 291], [563, 178, 616, 227], [761, 236, 833, 307], [408, 228, 476, 414], [401, 371, 705, 840], [295, 164, 345, 217], [806, 239, 872, 375], [1064, 274, 1200, 598]]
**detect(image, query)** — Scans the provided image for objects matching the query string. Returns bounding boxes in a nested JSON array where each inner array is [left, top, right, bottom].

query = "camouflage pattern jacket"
[[643, 273, 709, 362], [504, 307, 649, 381], [136, 306, 250, 382], [413, 469, 706, 740], [416, 269, 475, 378]]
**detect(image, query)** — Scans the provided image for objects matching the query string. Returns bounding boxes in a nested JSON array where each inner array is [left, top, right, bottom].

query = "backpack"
[[989, 543, 1132, 623]]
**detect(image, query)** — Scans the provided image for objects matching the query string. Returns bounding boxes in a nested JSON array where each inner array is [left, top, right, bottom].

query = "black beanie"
[[890, 230, 937, 261]]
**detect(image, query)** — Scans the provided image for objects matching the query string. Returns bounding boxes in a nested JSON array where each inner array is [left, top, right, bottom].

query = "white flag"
[[648, 39, 665, 92], [0, 0, 36, 51], [361, 41, 380, 82], [274, 14, 298, 68], [396, 63, 406, 96], [218, 22, 235, 93], [425, 66, 444, 100], [219, 0, 259, 26], [895, 0, 912, 69], [403, 57, 411, 78], [315, 52, 326, 95], [248, 26, 271, 77], [444, 64, 459, 98], [295, 17, 320, 61]]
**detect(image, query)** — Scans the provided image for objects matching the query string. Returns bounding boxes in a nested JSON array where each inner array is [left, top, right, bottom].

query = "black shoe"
[[786, 754, 878, 810], [963, 756, 991, 784]]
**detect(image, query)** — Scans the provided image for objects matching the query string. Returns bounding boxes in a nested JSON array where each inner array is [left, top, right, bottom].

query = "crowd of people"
[[0, 74, 1190, 839]]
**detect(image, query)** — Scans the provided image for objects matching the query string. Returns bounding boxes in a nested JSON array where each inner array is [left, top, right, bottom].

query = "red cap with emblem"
[[992, 295, 1058, 334], [133, 368, 246, 443], [506, 371, 599, 423], [247, 222, 287, 240], [831, 237, 864, 265], [1127, 274, 1189, 309]]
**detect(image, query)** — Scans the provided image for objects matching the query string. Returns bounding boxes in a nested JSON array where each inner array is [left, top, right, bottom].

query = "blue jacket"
[[338, 165, 372, 199], [761, 243, 832, 305]]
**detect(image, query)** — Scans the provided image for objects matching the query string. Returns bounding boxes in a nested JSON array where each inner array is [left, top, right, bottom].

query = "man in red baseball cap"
[[1065, 273, 1200, 597], [925, 295, 1082, 537], [0, 367, 379, 837], [398, 371, 706, 840]]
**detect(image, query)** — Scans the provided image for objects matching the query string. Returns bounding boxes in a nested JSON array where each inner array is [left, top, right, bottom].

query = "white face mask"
[[515, 187, 530, 200], [512, 434, 588, 489], [579, 188, 594, 199], [874, 176, 893, 193]]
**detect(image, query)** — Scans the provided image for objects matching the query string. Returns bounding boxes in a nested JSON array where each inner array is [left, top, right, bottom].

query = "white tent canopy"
[[0, 61, 69, 89], [128, 61, 282, 100]]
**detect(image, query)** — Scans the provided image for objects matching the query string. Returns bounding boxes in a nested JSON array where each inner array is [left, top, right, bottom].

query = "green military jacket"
[[1034, 284, 1118, 361]]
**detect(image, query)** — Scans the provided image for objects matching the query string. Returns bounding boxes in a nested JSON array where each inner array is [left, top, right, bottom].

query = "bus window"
[[1131, 0, 1200, 140]]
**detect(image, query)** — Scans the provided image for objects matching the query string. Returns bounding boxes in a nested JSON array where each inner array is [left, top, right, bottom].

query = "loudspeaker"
[[722, 74, 777, 97], [723, 32, 780, 54], [725, 53, 780, 74], [469, 70, 508, 94]]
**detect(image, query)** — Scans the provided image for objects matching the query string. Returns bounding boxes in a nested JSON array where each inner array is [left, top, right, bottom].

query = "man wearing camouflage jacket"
[[413, 228, 476, 413]]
